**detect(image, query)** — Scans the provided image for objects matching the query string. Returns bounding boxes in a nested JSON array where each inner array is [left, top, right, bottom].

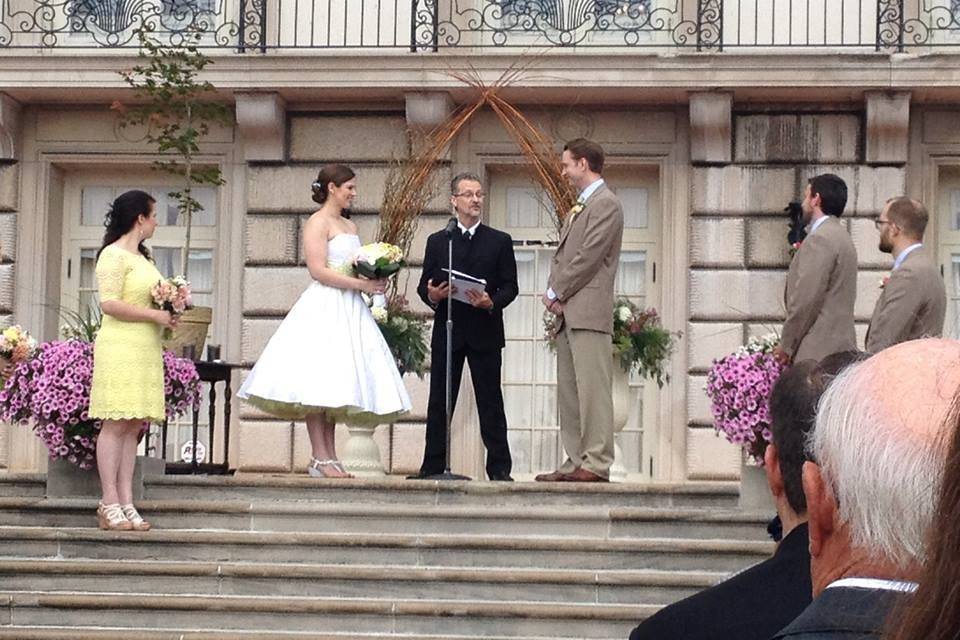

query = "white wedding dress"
[[238, 234, 411, 426]]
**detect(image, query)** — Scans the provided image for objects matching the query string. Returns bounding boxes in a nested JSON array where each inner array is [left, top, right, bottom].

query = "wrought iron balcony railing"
[[1, 0, 959, 52]]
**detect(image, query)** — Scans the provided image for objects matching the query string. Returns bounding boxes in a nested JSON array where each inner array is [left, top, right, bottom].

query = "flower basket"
[[162, 305, 212, 358]]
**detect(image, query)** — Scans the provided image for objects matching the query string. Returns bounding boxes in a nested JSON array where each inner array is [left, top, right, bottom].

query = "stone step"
[[0, 591, 651, 638], [0, 526, 772, 573], [140, 475, 740, 509], [0, 474, 44, 498], [0, 628, 595, 640], [0, 558, 725, 606], [0, 497, 771, 540]]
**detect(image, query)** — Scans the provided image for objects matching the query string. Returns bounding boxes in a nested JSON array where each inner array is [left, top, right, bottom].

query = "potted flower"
[[0, 337, 200, 495], [544, 297, 678, 481], [112, 28, 232, 358], [705, 333, 786, 508]]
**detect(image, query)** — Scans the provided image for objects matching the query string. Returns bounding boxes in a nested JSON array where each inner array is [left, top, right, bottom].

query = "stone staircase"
[[0, 474, 773, 640]]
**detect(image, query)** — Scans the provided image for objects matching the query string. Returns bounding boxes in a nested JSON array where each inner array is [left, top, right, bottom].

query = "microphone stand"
[[427, 218, 471, 482]]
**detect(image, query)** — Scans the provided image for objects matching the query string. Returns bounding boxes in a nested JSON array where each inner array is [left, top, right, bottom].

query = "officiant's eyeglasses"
[[873, 217, 895, 230], [454, 191, 485, 200]]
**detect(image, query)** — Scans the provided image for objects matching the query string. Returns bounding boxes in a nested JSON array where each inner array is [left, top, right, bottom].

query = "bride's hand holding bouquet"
[[354, 242, 404, 307]]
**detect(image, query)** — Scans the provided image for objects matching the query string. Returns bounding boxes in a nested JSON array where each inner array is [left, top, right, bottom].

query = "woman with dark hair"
[[89, 189, 178, 531], [886, 394, 960, 640], [239, 164, 411, 478]]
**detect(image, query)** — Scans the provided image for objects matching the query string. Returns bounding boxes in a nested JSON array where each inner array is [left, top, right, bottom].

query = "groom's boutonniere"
[[567, 199, 585, 221], [788, 241, 802, 258], [879, 276, 890, 290]]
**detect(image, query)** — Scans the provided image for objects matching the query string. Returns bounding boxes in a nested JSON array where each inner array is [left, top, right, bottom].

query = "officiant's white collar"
[[458, 219, 481, 237], [579, 178, 605, 203]]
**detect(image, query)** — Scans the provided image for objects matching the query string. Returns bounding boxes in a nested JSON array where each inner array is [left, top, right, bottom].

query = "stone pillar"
[[404, 92, 454, 136], [689, 92, 733, 165], [0, 94, 22, 162], [865, 91, 910, 165], [236, 92, 286, 162]]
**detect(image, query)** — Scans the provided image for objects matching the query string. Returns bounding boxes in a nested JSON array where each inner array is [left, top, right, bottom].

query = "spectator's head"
[[887, 391, 960, 640], [877, 197, 929, 255], [765, 352, 865, 530], [561, 138, 604, 190], [804, 339, 960, 595], [802, 173, 848, 222]]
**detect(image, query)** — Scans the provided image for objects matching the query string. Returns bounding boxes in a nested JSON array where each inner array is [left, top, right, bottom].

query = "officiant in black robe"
[[412, 173, 519, 481]]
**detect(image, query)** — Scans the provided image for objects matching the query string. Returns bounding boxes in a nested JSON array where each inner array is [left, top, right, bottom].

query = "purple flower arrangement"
[[705, 333, 786, 463], [0, 339, 200, 469]]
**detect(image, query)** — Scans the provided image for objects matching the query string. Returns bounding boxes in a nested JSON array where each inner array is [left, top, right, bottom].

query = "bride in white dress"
[[238, 164, 412, 478]]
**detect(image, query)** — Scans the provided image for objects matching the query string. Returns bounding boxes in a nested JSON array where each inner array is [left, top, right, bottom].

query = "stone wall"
[[685, 110, 902, 479], [238, 111, 451, 473]]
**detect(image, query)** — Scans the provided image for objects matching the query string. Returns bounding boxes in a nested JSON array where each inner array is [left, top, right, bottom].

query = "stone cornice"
[[4, 52, 960, 101]]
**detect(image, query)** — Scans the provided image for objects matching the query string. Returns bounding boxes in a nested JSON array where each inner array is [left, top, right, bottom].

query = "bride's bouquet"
[[151, 276, 193, 338], [354, 242, 405, 311], [354, 242, 405, 279], [0, 325, 38, 378]]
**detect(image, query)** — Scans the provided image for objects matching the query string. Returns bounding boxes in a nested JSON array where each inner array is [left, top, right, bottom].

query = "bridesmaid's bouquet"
[[152, 276, 193, 338], [0, 325, 38, 377], [152, 275, 193, 316]]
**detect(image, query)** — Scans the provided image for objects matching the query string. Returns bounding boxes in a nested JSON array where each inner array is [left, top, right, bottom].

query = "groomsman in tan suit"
[[536, 139, 624, 483], [865, 197, 946, 353], [774, 174, 858, 365]]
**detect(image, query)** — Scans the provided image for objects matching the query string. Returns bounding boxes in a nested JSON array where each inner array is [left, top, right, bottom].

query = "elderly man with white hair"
[[772, 338, 960, 640]]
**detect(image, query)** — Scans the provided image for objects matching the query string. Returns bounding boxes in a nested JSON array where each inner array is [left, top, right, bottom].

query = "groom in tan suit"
[[865, 197, 946, 353], [774, 174, 858, 365], [537, 139, 624, 483]]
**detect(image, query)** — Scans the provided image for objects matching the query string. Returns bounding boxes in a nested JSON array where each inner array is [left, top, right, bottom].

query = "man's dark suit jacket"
[[416, 224, 518, 352], [629, 523, 812, 640], [771, 585, 906, 639]]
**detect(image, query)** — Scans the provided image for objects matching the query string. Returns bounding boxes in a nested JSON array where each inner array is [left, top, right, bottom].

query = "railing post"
[[876, 0, 905, 52], [697, 0, 723, 52], [410, 0, 439, 52], [238, 0, 247, 52], [258, 0, 268, 53]]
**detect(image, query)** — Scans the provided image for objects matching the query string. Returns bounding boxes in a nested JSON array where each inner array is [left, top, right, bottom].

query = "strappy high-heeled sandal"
[[307, 458, 335, 478], [120, 504, 151, 531], [97, 502, 133, 531]]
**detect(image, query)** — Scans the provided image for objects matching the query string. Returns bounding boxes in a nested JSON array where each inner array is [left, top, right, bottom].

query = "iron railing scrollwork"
[[1, 0, 960, 51]]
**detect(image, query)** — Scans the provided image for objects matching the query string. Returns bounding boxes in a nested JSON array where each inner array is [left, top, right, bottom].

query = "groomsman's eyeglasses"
[[873, 217, 895, 230], [454, 191, 485, 200]]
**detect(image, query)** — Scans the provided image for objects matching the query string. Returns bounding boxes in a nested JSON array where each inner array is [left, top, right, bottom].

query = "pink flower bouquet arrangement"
[[705, 333, 786, 463], [0, 339, 201, 469], [152, 275, 193, 314]]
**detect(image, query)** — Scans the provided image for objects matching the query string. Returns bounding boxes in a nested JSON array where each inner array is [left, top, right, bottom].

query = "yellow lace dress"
[[88, 244, 166, 422]]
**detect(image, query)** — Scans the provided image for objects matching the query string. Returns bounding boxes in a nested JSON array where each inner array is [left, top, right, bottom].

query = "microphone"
[[444, 217, 459, 237]]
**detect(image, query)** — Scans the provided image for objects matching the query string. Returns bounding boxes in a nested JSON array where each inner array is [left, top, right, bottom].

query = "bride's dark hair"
[[311, 164, 356, 218], [96, 189, 156, 260]]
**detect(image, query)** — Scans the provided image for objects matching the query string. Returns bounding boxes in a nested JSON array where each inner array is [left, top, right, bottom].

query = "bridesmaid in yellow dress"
[[89, 190, 178, 531]]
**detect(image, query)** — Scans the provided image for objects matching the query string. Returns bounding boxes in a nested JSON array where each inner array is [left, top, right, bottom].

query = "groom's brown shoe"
[[562, 468, 609, 483], [534, 469, 568, 482]]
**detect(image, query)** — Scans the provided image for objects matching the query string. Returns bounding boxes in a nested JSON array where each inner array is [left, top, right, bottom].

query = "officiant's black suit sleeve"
[[489, 231, 518, 312]]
